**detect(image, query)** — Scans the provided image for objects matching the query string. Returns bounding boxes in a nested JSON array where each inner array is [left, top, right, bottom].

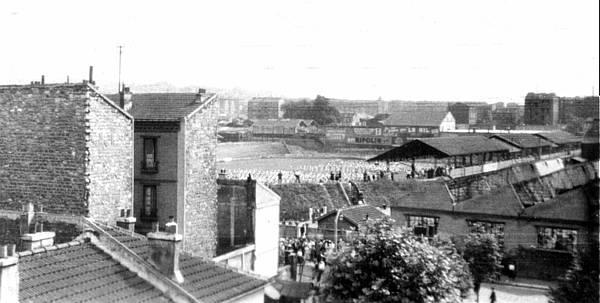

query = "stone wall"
[[0, 84, 133, 225], [0, 84, 88, 214], [182, 97, 219, 257], [86, 92, 134, 223]]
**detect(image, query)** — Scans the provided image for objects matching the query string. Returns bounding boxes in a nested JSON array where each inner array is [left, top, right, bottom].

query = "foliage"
[[462, 234, 502, 294], [321, 218, 473, 303], [282, 95, 341, 125], [549, 248, 599, 303]]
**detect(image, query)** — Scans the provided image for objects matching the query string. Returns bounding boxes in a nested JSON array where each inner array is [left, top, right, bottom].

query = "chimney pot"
[[7, 245, 15, 257], [165, 217, 177, 234], [120, 209, 126, 218], [41, 75, 45, 85], [126, 209, 132, 217], [89, 66, 94, 84], [0, 246, 7, 258]]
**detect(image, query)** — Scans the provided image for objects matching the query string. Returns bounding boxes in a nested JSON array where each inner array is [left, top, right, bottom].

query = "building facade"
[[524, 92, 560, 125], [112, 91, 220, 258]]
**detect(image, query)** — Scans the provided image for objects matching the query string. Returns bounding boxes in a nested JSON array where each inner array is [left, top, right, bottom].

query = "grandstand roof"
[[534, 131, 581, 145], [490, 133, 556, 149], [368, 136, 511, 161]]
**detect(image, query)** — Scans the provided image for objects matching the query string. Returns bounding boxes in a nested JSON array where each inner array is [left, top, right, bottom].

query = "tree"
[[549, 249, 599, 303], [281, 95, 340, 125], [320, 218, 472, 303], [462, 234, 502, 303]]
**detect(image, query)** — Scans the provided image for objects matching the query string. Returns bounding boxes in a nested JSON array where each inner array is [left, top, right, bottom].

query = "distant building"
[[559, 96, 600, 123], [524, 92, 560, 125], [493, 106, 523, 129], [247, 97, 284, 120], [328, 99, 383, 116], [251, 119, 318, 137], [339, 112, 364, 126], [381, 110, 455, 133], [449, 102, 478, 125]]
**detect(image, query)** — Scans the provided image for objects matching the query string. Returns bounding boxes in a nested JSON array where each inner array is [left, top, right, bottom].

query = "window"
[[537, 227, 577, 251], [142, 185, 157, 219], [467, 220, 505, 248], [142, 137, 158, 173], [406, 215, 439, 237]]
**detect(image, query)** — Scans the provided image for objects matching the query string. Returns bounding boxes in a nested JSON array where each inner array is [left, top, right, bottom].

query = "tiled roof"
[[18, 240, 172, 303], [102, 225, 266, 303], [369, 136, 511, 161], [359, 180, 454, 211], [522, 188, 589, 222], [381, 110, 451, 127], [534, 131, 581, 145], [490, 134, 556, 149], [106, 93, 216, 121]]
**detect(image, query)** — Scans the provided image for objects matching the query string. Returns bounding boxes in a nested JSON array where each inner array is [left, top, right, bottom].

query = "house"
[[247, 97, 284, 120], [0, 209, 266, 303], [107, 89, 220, 258], [0, 81, 134, 244]]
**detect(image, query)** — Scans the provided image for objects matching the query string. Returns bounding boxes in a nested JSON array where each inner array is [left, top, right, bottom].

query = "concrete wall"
[[87, 93, 134, 223], [182, 98, 219, 258], [253, 183, 280, 278], [0, 84, 133, 222]]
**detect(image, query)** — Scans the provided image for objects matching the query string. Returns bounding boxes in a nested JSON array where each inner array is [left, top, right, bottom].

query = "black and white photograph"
[[0, 1, 598, 302]]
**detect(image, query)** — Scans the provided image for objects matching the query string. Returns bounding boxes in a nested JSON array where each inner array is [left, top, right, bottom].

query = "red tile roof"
[[18, 240, 172, 303]]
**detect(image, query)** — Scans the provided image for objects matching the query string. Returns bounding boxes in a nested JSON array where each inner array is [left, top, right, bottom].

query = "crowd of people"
[[222, 159, 447, 184], [279, 237, 342, 283]]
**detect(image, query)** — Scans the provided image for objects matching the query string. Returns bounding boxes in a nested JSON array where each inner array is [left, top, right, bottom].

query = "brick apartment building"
[[524, 92, 561, 125], [107, 89, 220, 258], [0, 82, 134, 243], [247, 97, 284, 120]]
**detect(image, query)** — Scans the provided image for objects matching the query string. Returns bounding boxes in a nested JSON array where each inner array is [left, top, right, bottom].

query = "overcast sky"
[[0, 0, 598, 102]]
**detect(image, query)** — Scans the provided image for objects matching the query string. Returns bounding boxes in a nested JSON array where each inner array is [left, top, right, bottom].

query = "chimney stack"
[[41, 75, 45, 85], [147, 218, 184, 283], [88, 66, 94, 84], [19, 203, 55, 251], [0, 244, 18, 303], [116, 208, 136, 231], [119, 85, 133, 111], [194, 88, 207, 103]]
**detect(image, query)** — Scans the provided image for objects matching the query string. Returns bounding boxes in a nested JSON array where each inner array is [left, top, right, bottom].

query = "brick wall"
[[86, 92, 134, 223], [182, 98, 219, 257], [0, 83, 133, 224], [0, 84, 88, 214]]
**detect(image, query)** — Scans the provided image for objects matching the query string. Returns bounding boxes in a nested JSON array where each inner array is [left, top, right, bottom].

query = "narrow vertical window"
[[143, 185, 157, 218]]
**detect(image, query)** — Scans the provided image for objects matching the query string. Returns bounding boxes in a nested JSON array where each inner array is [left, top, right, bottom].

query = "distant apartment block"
[[247, 97, 284, 120], [449, 102, 493, 126], [559, 96, 600, 123], [524, 92, 560, 125]]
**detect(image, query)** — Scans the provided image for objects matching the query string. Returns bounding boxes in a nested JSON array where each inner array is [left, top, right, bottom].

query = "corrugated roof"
[[534, 131, 581, 145], [381, 110, 451, 127], [490, 134, 556, 149], [18, 240, 172, 303], [369, 136, 510, 161], [102, 225, 266, 303], [105, 93, 217, 121]]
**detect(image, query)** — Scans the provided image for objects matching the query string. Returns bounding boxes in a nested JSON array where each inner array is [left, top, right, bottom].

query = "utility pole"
[[117, 45, 124, 93]]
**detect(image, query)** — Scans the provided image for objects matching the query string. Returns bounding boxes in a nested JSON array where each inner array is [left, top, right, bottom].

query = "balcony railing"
[[141, 160, 159, 174]]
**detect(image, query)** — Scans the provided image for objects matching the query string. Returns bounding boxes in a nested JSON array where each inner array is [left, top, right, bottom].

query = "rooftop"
[[106, 92, 217, 121], [369, 136, 510, 161], [490, 134, 557, 149], [317, 204, 388, 226], [381, 110, 451, 127], [252, 119, 316, 127]]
